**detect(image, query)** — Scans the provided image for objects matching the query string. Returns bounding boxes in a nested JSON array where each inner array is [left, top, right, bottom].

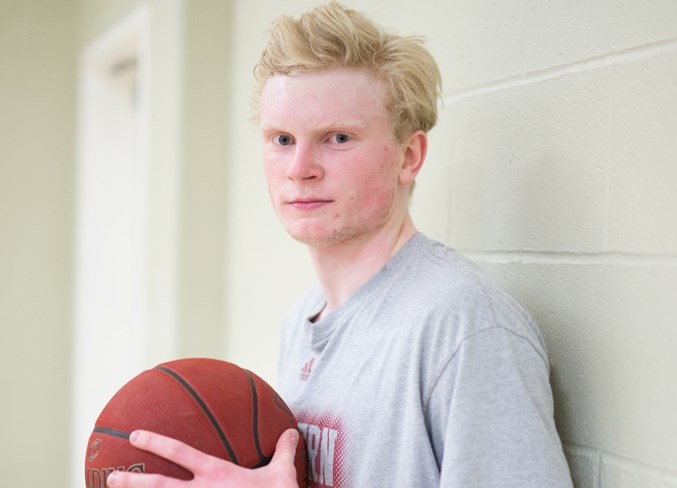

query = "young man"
[[109, 2, 573, 487]]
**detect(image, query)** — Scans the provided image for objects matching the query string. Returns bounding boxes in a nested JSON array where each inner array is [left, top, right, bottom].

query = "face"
[[259, 68, 411, 249]]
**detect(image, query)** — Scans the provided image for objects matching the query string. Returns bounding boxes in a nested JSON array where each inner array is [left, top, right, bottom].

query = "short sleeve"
[[427, 327, 573, 487]]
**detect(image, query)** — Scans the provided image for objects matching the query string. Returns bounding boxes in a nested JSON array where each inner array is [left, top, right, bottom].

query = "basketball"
[[84, 358, 307, 487]]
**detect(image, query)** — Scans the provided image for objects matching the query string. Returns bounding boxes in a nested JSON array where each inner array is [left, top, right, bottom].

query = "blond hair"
[[254, 1, 442, 141]]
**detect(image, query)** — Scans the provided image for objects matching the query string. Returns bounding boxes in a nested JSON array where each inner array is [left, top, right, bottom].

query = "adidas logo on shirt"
[[300, 357, 315, 381]]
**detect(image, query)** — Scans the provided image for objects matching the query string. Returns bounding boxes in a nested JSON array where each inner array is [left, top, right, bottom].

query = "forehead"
[[259, 68, 390, 129]]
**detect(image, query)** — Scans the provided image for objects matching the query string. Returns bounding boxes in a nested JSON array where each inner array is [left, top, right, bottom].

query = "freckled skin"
[[259, 69, 409, 248]]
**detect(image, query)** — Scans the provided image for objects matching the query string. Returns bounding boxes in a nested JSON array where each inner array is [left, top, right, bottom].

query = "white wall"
[[0, 2, 78, 487]]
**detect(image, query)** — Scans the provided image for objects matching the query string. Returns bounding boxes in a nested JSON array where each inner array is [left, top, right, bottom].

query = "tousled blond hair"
[[254, 1, 442, 141]]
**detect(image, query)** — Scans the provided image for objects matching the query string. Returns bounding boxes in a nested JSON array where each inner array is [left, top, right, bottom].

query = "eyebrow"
[[260, 119, 367, 132], [319, 119, 367, 130]]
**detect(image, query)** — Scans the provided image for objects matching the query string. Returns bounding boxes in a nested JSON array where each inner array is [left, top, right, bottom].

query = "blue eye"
[[330, 133, 351, 144], [274, 134, 295, 146]]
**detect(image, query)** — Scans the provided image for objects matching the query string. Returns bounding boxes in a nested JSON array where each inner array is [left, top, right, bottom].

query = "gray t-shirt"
[[278, 233, 572, 487]]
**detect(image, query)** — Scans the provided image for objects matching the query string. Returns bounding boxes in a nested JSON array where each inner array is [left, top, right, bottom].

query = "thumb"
[[270, 428, 300, 467]]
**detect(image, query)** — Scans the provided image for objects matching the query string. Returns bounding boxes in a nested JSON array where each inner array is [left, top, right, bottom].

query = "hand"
[[107, 428, 301, 488]]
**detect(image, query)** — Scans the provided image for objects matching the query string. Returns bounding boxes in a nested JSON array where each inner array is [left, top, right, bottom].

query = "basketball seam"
[[93, 427, 130, 440], [243, 369, 270, 467], [273, 393, 295, 424], [155, 366, 239, 465]]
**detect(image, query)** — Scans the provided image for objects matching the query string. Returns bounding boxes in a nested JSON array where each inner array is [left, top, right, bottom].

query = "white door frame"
[[71, 7, 151, 487]]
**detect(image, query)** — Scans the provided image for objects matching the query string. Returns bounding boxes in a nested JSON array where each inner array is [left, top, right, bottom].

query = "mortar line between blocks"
[[444, 36, 677, 104], [600, 450, 677, 481]]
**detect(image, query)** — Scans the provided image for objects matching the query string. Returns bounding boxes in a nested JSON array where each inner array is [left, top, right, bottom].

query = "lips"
[[287, 198, 332, 210]]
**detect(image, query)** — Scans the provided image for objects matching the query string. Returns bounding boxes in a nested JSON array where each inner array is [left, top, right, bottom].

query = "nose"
[[286, 142, 323, 182]]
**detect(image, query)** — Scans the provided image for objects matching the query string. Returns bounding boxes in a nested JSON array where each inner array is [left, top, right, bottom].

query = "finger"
[[268, 428, 300, 469], [129, 430, 222, 474], [107, 470, 177, 488]]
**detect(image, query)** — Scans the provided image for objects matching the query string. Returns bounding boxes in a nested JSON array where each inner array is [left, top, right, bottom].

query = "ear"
[[398, 130, 427, 185]]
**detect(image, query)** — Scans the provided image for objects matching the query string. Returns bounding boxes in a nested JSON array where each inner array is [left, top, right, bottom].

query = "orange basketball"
[[84, 358, 307, 487]]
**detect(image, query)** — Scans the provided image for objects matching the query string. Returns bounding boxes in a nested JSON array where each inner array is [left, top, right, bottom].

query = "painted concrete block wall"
[[223, 1, 677, 487]]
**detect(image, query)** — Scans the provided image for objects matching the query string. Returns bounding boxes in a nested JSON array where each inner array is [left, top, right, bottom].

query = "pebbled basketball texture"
[[84, 358, 307, 488]]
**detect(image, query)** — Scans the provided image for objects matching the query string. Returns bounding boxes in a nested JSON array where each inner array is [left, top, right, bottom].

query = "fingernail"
[[129, 430, 140, 444], [290, 429, 299, 444], [107, 471, 118, 487]]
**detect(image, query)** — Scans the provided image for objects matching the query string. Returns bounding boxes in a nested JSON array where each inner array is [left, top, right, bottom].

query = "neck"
[[308, 214, 417, 320]]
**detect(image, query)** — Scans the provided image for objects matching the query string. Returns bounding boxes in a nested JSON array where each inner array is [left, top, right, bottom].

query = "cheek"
[[354, 159, 398, 208], [262, 155, 285, 186], [371, 148, 400, 192]]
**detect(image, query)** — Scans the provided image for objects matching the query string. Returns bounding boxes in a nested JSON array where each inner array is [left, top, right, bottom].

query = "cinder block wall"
[[224, 1, 677, 487], [412, 2, 677, 487]]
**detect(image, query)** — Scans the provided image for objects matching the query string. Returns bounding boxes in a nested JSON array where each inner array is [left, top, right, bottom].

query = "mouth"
[[287, 198, 333, 210]]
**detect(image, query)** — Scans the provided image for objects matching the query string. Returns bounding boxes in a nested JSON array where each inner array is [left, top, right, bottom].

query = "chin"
[[287, 231, 336, 248], [286, 225, 373, 249]]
